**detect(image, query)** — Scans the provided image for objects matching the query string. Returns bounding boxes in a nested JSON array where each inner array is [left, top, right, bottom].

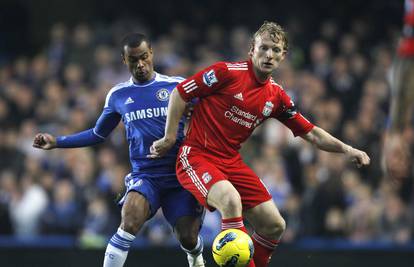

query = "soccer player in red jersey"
[[149, 21, 370, 267]]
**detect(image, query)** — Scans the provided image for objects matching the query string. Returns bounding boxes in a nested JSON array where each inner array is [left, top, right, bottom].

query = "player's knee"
[[121, 216, 141, 234], [208, 181, 242, 216], [267, 216, 286, 238], [121, 207, 144, 234], [275, 216, 286, 236], [220, 192, 242, 216]]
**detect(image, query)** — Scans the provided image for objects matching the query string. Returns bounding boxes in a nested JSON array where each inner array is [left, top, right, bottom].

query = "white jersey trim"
[[104, 73, 185, 108], [104, 80, 133, 108]]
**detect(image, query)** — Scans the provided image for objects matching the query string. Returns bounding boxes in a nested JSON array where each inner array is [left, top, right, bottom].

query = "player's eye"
[[273, 47, 281, 53], [141, 53, 149, 60]]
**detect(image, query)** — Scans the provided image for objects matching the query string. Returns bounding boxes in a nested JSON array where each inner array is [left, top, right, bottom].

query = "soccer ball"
[[212, 229, 254, 267]]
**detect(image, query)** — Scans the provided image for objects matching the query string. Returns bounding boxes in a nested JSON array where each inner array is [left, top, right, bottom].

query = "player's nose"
[[137, 59, 145, 68], [265, 49, 274, 59]]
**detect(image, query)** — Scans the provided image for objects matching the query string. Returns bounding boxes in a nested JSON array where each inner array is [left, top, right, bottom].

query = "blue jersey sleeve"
[[56, 91, 121, 148], [56, 128, 105, 148]]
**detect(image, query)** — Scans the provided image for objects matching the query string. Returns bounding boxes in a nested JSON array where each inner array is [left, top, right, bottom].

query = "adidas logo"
[[124, 97, 134, 104], [234, 92, 244, 101]]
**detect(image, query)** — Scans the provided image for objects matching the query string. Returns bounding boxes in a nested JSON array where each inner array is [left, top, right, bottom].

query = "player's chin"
[[261, 66, 274, 74]]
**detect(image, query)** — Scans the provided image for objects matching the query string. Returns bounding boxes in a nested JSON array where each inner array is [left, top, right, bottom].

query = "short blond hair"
[[251, 21, 288, 52]]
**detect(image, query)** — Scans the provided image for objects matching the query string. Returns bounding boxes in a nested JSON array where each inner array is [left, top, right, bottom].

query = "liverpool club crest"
[[262, 101, 274, 117]]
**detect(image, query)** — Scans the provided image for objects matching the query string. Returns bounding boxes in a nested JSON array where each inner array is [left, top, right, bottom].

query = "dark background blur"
[[0, 0, 402, 60], [1, 0, 413, 266]]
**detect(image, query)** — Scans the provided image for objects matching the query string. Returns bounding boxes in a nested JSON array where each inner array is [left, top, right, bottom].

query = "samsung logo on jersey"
[[125, 107, 168, 122]]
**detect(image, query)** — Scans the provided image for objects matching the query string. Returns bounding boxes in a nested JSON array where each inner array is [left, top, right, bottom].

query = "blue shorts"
[[119, 172, 204, 227]]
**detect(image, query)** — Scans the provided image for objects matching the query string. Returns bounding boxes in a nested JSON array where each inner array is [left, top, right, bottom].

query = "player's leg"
[[103, 192, 150, 267], [103, 174, 160, 267], [244, 200, 285, 267], [207, 180, 251, 232], [161, 182, 205, 267], [177, 145, 247, 232], [224, 160, 279, 267], [176, 145, 255, 267]]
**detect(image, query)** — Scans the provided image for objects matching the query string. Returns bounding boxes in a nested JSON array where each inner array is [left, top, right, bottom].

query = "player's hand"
[[345, 147, 370, 168], [32, 133, 57, 150], [148, 136, 176, 158]]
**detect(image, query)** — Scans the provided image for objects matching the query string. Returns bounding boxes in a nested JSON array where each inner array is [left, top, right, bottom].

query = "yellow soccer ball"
[[212, 229, 254, 267]]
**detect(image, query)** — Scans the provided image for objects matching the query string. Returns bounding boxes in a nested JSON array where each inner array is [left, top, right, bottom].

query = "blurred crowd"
[[0, 15, 413, 247]]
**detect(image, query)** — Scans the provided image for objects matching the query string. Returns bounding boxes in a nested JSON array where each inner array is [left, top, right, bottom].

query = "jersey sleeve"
[[176, 62, 231, 102], [93, 90, 122, 138], [56, 93, 121, 148], [273, 87, 314, 136]]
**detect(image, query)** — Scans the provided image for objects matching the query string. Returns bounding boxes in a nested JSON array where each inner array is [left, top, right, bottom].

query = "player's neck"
[[252, 67, 271, 84], [132, 71, 155, 85]]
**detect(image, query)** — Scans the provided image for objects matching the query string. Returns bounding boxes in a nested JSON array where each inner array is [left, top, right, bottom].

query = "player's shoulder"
[[104, 78, 134, 106], [270, 78, 284, 91], [205, 60, 248, 72], [155, 72, 185, 84], [223, 60, 249, 72], [108, 79, 134, 95]]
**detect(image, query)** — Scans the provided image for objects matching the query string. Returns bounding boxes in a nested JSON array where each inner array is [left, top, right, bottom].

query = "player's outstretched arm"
[[32, 128, 106, 150], [33, 133, 57, 150], [149, 88, 187, 158], [301, 126, 370, 168], [33, 110, 120, 150]]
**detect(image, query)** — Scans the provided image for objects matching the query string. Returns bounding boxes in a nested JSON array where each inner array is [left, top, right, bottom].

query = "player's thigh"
[[225, 162, 272, 210], [207, 180, 242, 214], [161, 186, 204, 229], [121, 191, 151, 231], [176, 145, 227, 211], [119, 174, 162, 232]]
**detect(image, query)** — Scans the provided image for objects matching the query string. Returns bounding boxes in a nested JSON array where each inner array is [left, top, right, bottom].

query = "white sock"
[[103, 228, 135, 267], [181, 235, 204, 256], [181, 236, 205, 266]]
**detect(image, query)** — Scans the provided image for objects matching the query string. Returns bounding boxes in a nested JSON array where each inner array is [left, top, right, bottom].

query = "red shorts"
[[176, 145, 272, 211]]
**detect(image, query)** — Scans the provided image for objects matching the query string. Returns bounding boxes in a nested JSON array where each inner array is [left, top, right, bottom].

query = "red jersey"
[[176, 60, 314, 158]]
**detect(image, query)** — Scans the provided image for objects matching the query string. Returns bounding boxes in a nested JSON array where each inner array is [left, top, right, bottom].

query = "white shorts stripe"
[[180, 147, 204, 195], [182, 146, 208, 196], [180, 146, 208, 197]]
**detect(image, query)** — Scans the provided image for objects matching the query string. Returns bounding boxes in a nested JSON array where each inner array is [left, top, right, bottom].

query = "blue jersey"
[[94, 73, 185, 174]]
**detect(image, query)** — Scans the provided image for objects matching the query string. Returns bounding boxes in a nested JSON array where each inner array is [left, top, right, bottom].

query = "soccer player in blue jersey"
[[33, 33, 205, 267]]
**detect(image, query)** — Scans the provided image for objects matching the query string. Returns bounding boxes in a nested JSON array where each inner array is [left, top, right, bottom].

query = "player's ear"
[[248, 37, 255, 57], [248, 45, 254, 58], [281, 50, 287, 60], [121, 53, 127, 65]]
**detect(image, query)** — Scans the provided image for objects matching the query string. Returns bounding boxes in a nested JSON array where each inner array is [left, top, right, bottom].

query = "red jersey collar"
[[247, 59, 271, 85]]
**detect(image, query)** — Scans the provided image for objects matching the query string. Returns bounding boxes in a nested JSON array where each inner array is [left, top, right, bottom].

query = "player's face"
[[123, 41, 154, 83], [250, 32, 286, 79]]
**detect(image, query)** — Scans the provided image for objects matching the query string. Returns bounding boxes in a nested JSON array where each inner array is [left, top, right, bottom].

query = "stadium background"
[[1, 0, 413, 266]]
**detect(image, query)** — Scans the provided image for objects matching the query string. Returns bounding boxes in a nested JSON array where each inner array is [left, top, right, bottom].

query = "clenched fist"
[[33, 133, 57, 150]]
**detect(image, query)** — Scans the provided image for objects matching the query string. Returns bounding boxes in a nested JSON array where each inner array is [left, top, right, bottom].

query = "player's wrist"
[[50, 137, 57, 148], [163, 134, 176, 144], [343, 144, 353, 154]]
